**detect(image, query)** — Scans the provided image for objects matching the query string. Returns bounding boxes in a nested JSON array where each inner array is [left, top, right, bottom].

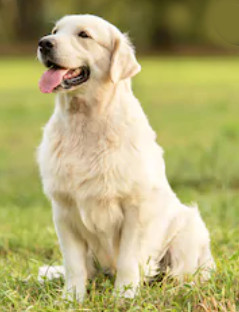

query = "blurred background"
[[1, 0, 239, 55], [0, 1, 239, 310]]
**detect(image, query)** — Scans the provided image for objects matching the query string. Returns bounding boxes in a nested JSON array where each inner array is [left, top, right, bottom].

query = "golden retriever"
[[37, 14, 215, 301]]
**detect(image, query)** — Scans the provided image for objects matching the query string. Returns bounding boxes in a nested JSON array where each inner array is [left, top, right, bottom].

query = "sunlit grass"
[[0, 56, 238, 311]]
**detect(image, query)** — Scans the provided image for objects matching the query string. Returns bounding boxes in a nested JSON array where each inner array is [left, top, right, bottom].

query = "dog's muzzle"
[[38, 38, 90, 94]]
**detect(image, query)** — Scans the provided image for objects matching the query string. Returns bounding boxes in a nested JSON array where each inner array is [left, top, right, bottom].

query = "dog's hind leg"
[[198, 245, 216, 281], [168, 206, 215, 281]]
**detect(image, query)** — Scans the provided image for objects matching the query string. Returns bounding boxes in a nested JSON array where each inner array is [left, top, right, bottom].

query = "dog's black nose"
[[38, 38, 55, 54]]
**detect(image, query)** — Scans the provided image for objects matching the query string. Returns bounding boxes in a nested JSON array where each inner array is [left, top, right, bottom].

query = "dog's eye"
[[78, 31, 90, 38], [52, 29, 57, 35]]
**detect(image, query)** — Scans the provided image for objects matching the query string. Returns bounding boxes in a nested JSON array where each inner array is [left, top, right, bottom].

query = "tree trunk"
[[16, 0, 44, 41]]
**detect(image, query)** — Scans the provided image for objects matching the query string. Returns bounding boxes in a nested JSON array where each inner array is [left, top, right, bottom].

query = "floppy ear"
[[110, 34, 141, 83]]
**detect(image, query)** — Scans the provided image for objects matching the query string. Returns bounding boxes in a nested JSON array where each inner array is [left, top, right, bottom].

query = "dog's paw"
[[113, 285, 137, 299], [62, 284, 86, 303]]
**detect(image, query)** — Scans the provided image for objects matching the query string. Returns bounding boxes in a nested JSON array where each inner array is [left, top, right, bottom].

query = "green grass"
[[0, 56, 239, 311]]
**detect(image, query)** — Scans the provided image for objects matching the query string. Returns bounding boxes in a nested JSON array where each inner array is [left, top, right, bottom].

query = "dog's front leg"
[[53, 203, 87, 302], [114, 207, 141, 298]]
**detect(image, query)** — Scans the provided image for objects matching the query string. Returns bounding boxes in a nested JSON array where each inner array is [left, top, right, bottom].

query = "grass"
[[0, 56, 239, 311]]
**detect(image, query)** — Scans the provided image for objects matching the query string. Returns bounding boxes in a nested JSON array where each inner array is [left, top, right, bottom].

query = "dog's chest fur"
[[39, 109, 137, 198], [37, 91, 163, 270], [37, 108, 142, 264]]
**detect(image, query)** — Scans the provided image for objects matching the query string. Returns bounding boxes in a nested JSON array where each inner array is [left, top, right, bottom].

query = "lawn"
[[0, 56, 239, 311]]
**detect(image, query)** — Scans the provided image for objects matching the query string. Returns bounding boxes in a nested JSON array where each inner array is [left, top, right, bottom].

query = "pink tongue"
[[39, 68, 68, 93]]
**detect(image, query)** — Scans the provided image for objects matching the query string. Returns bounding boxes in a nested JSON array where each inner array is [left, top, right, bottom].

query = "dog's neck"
[[55, 78, 134, 119], [51, 77, 154, 145]]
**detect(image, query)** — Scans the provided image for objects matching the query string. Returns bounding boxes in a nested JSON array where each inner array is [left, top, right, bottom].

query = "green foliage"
[[0, 57, 239, 310], [0, 0, 214, 51]]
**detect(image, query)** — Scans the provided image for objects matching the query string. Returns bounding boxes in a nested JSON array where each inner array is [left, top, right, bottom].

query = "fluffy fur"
[[37, 14, 215, 301]]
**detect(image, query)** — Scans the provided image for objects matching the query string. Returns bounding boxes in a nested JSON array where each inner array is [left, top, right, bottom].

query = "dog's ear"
[[110, 34, 141, 83]]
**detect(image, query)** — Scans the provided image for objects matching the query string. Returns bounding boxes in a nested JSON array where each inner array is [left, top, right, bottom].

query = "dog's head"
[[37, 14, 141, 94]]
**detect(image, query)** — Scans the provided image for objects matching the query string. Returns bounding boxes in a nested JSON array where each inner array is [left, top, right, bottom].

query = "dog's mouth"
[[39, 61, 90, 93]]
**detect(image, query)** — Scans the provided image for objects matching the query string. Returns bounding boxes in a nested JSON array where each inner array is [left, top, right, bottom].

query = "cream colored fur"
[[37, 14, 215, 301]]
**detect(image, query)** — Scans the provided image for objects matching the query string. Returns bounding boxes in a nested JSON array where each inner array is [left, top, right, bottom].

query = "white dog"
[[37, 14, 215, 301]]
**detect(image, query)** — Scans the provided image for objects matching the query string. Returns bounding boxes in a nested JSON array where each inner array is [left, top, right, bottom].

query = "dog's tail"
[[38, 265, 65, 283]]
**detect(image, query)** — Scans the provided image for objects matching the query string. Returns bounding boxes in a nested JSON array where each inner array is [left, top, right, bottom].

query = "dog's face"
[[37, 15, 141, 94]]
